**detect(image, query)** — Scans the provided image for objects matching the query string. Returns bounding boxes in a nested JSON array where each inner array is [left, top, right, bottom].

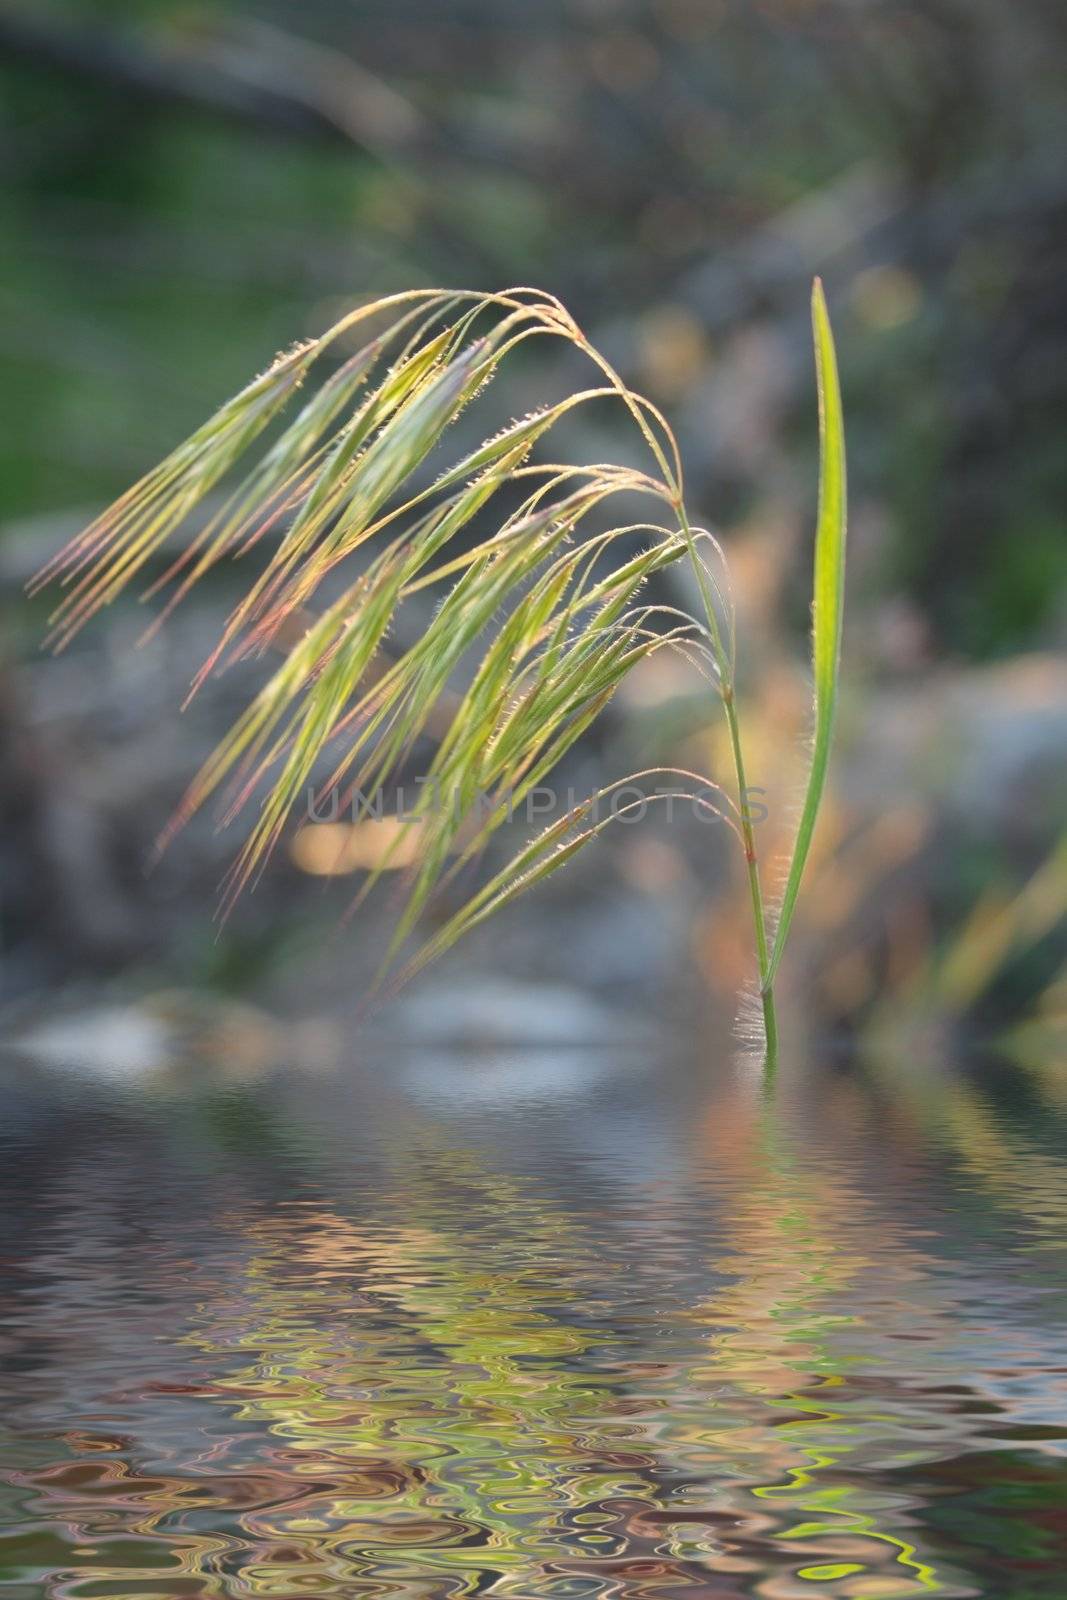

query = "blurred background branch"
[[0, 4, 501, 164]]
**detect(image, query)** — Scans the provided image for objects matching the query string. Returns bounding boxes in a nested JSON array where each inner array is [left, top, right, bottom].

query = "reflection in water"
[[2, 1042, 1067, 1596]]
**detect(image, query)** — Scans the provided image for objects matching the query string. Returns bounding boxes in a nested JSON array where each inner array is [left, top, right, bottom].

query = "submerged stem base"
[[761, 986, 779, 1082]]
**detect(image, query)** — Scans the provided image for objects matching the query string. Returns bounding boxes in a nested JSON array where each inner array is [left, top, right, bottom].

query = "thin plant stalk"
[[675, 501, 779, 1062]]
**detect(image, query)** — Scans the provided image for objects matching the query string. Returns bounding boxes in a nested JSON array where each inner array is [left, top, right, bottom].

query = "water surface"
[[2, 1037, 1066, 1597]]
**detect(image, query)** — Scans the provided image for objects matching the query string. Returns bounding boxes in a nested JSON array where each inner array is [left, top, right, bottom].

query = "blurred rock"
[[846, 653, 1067, 847], [5, 991, 304, 1088], [9, 1005, 171, 1082], [389, 977, 640, 1049]]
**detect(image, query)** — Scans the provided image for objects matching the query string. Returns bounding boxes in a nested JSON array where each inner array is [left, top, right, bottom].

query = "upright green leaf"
[[763, 279, 847, 990]]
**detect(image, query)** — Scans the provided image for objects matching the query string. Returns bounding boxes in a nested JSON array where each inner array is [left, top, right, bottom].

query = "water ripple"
[[2, 1048, 1067, 1595]]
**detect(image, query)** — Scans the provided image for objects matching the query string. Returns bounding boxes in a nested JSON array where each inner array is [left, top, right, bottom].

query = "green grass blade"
[[763, 278, 847, 991]]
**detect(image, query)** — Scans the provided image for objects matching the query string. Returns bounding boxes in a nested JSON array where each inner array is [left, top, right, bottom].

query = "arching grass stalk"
[[32, 282, 845, 1065]]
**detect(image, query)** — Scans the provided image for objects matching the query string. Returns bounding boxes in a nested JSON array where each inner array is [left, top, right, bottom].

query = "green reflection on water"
[[148, 1119, 955, 1595], [4, 1051, 1067, 1596], [178, 1149, 673, 1589]]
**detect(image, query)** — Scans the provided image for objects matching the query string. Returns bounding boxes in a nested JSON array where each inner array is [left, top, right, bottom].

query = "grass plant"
[[33, 281, 846, 1066]]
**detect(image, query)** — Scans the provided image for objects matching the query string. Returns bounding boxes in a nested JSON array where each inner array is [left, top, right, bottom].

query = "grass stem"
[[675, 504, 776, 1066]]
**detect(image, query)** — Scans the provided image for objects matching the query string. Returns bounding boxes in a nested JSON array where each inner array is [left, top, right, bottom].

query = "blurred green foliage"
[[3, 0, 1065, 659]]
